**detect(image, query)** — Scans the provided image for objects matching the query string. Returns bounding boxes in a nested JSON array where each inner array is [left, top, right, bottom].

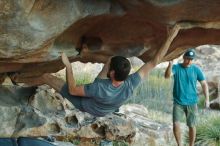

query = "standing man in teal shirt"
[[165, 49, 209, 146]]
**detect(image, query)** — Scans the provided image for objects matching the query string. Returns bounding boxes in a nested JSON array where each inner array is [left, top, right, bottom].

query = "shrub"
[[126, 69, 173, 114], [72, 72, 95, 85], [113, 140, 129, 146], [184, 110, 220, 146]]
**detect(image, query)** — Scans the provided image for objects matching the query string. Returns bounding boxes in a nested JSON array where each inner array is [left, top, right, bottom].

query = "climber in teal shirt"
[[57, 25, 181, 117], [10, 24, 181, 117], [43, 32, 172, 117]]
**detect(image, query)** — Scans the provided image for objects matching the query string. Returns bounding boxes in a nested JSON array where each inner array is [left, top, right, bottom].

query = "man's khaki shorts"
[[173, 103, 198, 127]]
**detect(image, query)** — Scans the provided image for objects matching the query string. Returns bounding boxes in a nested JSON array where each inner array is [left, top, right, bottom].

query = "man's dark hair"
[[109, 56, 131, 81]]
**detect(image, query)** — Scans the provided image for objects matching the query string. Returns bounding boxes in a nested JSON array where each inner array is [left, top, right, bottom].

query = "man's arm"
[[200, 80, 210, 108], [137, 24, 180, 79], [164, 61, 173, 78], [97, 57, 111, 79], [61, 53, 85, 96]]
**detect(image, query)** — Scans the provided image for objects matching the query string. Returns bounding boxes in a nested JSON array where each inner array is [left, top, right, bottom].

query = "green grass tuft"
[[184, 110, 220, 146], [126, 69, 173, 114], [113, 140, 129, 146]]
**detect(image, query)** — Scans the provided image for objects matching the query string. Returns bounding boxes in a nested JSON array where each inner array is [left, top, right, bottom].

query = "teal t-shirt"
[[82, 72, 141, 117], [172, 63, 205, 105]]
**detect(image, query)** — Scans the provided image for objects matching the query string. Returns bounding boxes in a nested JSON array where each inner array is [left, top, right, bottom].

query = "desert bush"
[[126, 69, 173, 113], [184, 110, 220, 146], [113, 140, 129, 146]]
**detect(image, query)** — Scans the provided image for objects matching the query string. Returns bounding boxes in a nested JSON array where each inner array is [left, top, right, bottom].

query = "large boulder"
[[210, 98, 220, 110], [1, 0, 220, 82], [208, 75, 220, 110], [0, 84, 175, 145]]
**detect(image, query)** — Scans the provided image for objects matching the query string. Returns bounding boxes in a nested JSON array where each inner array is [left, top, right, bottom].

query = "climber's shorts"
[[173, 103, 198, 127], [60, 83, 85, 111]]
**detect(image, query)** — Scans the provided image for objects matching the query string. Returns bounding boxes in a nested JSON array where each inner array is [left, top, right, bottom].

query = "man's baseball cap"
[[184, 49, 196, 59]]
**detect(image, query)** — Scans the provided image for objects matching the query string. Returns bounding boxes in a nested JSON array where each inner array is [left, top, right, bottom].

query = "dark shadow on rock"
[[12, 107, 47, 136], [0, 85, 37, 106]]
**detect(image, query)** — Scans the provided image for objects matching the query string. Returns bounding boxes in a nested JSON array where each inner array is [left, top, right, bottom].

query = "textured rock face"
[[1, 0, 220, 82], [0, 85, 174, 145]]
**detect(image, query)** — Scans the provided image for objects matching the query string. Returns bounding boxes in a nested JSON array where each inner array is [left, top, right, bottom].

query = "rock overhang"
[[1, 0, 220, 83]]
